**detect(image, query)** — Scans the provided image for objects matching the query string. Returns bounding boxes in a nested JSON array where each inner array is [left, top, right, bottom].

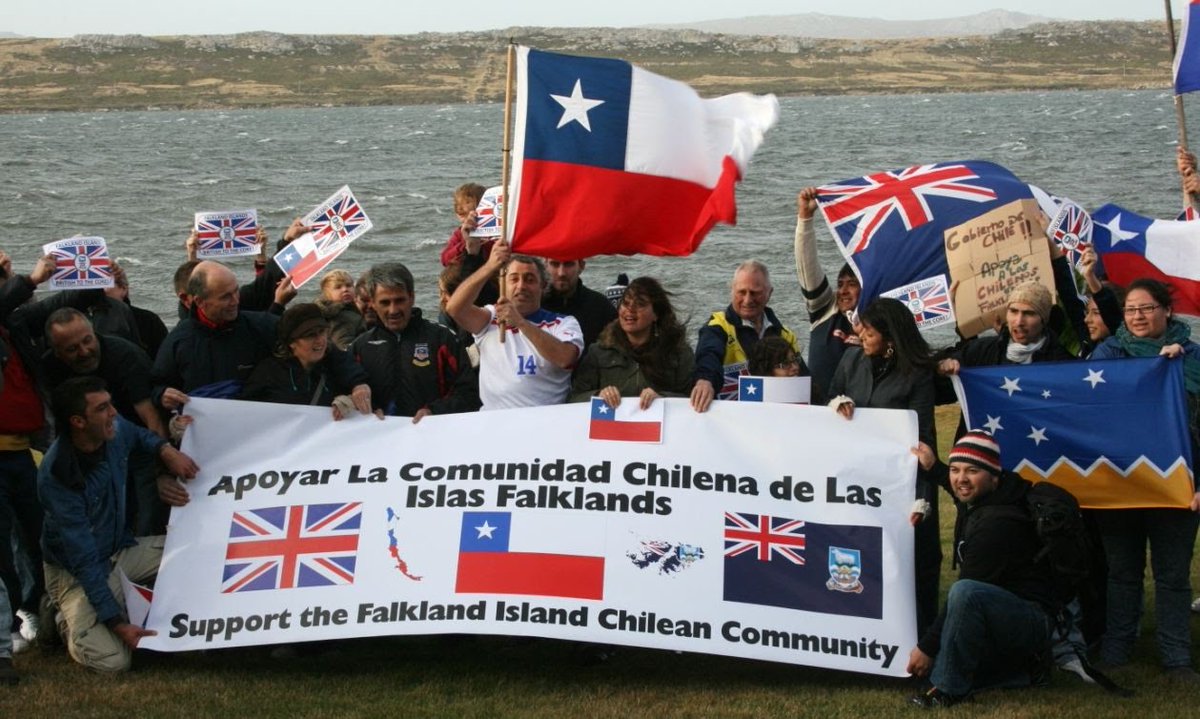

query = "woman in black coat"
[[828, 297, 941, 637]]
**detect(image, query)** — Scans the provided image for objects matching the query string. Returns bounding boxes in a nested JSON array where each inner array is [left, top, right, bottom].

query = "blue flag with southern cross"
[[952, 358, 1195, 509]]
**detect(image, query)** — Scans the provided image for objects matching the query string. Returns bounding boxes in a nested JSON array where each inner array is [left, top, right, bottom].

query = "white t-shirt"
[[473, 306, 584, 410]]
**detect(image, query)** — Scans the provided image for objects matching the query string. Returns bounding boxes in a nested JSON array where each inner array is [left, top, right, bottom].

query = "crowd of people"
[[1, 162, 1199, 707]]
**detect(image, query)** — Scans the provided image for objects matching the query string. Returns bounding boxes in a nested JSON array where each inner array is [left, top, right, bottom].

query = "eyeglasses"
[[774, 358, 800, 370], [1122, 304, 1161, 316]]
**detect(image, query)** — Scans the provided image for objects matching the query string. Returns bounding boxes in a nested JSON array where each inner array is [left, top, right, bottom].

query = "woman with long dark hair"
[[828, 297, 941, 637], [1090, 278, 1200, 680], [570, 277, 693, 409]]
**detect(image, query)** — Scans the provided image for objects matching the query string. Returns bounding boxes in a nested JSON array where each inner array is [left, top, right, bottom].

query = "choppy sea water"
[[0, 89, 1190, 348]]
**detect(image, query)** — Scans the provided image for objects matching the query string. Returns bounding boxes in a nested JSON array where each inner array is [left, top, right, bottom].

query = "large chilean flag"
[[508, 46, 778, 259]]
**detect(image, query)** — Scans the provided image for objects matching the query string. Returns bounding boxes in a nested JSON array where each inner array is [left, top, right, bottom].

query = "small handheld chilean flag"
[[738, 376, 811, 404], [222, 502, 362, 593], [41, 236, 113, 290], [587, 396, 663, 442], [1091, 203, 1200, 316], [194, 209, 260, 258]]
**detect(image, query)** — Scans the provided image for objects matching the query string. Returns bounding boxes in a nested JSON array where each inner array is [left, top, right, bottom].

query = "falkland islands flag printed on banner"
[[508, 46, 778, 259], [1091, 203, 1200, 316]]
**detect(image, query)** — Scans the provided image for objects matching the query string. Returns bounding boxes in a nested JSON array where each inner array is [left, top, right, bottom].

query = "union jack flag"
[[222, 502, 362, 593], [43, 237, 113, 289], [194, 210, 259, 257], [470, 185, 504, 238], [723, 512, 806, 565], [815, 161, 1033, 312], [719, 362, 748, 401], [305, 186, 372, 258], [818, 163, 998, 254]]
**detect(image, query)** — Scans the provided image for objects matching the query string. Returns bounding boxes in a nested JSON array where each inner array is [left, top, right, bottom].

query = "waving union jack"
[[195, 211, 259, 254], [724, 512, 806, 564], [818, 163, 998, 254], [49, 238, 112, 284], [222, 502, 362, 593]]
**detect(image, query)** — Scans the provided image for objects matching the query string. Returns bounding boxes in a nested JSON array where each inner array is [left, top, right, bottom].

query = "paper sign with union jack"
[[880, 274, 955, 331], [222, 502, 362, 593], [194, 209, 260, 258], [469, 185, 505, 238], [303, 185, 373, 260], [41, 236, 114, 290]]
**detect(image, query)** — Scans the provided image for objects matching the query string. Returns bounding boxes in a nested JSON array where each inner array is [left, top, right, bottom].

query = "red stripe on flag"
[[455, 551, 604, 600], [511, 156, 742, 259], [1100, 251, 1200, 316], [589, 418, 661, 442]]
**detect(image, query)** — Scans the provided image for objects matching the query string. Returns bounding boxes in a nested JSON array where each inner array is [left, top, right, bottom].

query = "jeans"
[[1097, 508, 1199, 668], [0, 450, 44, 622], [931, 579, 1050, 696], [0, 579, 11, 659]]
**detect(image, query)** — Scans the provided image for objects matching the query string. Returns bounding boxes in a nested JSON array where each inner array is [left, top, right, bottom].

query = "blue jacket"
[[39, 416, 166, 623]]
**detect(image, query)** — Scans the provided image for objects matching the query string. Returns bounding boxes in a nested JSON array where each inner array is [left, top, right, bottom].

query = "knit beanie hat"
[[1007, 282, 1053, 325], [948, 430, 1002, 476]]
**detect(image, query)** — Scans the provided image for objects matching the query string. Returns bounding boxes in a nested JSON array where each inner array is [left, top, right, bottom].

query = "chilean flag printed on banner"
[[1091, 203, 1200, 316], [1176, 0, 1200, 94], [508, 46, 778, 259]]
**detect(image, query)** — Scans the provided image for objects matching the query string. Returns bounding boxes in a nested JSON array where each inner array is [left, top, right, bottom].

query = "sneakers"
[[0, 657, 18, 686], [15, 609, 39, 643], [1058, 657, 1097, 684], [909, 687, 970, 708]]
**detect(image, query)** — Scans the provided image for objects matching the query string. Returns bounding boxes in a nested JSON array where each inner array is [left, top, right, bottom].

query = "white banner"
[[143, 398, 917, 677]]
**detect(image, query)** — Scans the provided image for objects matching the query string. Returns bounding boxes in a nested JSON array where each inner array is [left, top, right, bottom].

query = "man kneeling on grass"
[[906, 431, 1054, 708], [39, 376, 198, 672]]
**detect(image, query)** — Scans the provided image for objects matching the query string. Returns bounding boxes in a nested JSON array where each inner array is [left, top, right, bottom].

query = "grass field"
[[1, 405, 1197, 718]]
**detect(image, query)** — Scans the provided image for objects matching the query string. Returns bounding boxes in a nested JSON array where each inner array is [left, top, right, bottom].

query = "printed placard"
[[194, 209, 260, 258], [881, 274, 956, 331], [41, 236, 114, 290], [302, 185, 373, 260], [470, 185, 505, 238]]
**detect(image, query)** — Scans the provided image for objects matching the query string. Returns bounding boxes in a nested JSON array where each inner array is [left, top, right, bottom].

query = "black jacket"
[[351, 310, 479, 417], [241, 349, 369, 407], [542, 280, 617, 350], [917, 468, 1054, 656], [151, 309, 279, 404]]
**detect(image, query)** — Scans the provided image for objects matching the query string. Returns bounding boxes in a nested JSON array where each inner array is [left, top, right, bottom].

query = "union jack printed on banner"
[[47, 238, 112, 284], [723, 512, 806, 564], [222, 502, 362, 593], [818, 163, 998, 254], [194, 211, 259, 255], [306, 187, 371, 257]]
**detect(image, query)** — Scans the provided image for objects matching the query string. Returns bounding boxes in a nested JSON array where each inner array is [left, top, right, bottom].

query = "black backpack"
[[1022, 481, 1092, 607]]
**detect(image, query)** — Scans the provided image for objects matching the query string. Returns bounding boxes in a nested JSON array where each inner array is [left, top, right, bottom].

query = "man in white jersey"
[[446, 240, 583, 409]]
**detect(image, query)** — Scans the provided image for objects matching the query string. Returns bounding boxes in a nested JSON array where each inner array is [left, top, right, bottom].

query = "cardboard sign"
[[945, 199, 1056, 338]]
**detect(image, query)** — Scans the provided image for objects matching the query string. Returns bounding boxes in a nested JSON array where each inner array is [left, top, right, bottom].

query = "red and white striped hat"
[[948, 430, 1001, 476]]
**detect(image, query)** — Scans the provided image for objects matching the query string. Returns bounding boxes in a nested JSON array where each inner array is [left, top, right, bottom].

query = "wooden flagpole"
[[1165, 0, 1199, 212], [498, 41, 517, 343]]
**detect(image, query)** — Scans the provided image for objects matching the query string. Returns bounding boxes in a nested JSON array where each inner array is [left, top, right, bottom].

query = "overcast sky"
[[4, 1, 1189, 37]]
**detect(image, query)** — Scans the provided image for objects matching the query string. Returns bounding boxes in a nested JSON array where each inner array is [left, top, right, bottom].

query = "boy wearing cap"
[[907, 431, 1056, 708]]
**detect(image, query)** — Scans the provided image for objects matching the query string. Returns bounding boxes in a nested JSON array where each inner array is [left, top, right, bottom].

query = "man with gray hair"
[[690, 260, 800, 412], [446, 241, 583, 410], [351, 261, 478, 421]]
